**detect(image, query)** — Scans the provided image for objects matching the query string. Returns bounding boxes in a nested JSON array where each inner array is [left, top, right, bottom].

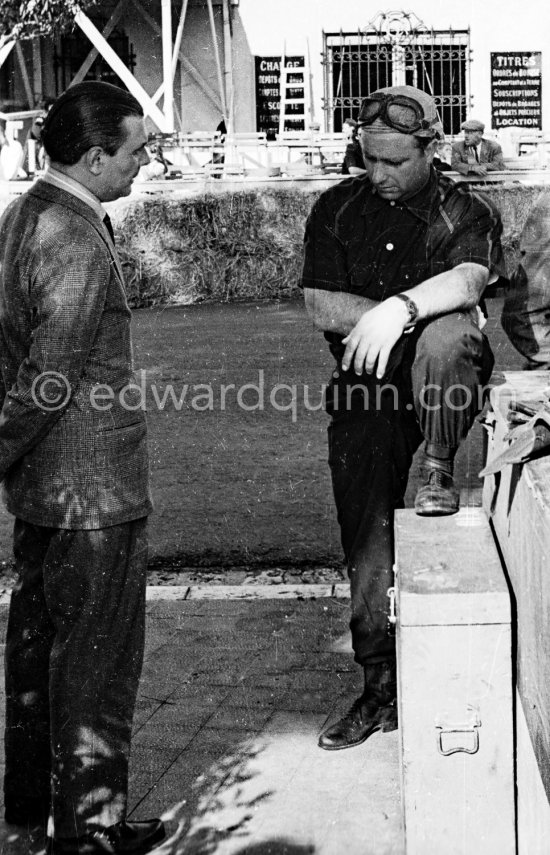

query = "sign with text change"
[[255, 56, 305, 138]]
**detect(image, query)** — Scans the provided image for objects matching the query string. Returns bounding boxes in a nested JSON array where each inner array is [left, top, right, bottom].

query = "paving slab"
[[0, 595, 404, 855]]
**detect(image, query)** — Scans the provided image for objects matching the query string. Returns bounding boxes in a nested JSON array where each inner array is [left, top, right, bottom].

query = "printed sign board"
[[491, 52, 542, 129], [255, 56, 305, 138]]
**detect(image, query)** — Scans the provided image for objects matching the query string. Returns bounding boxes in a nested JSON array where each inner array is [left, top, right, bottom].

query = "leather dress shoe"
[[47, 819, 166, 855], [318, 695, 397, 750], [414, 468, 459, 516]]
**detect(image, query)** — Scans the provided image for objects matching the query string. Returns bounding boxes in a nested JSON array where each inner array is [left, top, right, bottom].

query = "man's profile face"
[[359, 130, 433, 201], [464, 129, 483, 147], [343, 121, 355, 141], [98, 115, 150, 202]]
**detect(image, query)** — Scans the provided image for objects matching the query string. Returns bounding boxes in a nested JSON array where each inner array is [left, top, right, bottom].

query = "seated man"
[[341, 118, 366, 175], [301, 85, 504, 751], [451, 119, 506, 175]]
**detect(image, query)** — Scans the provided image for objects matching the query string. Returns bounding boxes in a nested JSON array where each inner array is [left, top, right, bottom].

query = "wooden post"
[[32, 38, 42, 102], [161, 0, 174, 133], [131, 0, 222, 115], [172, 0, 189, 76], [74, 10, 169, 131], [206, 0, 227, 123], [15, 42, 35, 107], [222, 0, 233, 133]]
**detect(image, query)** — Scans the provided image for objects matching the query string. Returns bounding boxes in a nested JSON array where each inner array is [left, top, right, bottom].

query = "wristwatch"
[[394, 293, 419, 331]]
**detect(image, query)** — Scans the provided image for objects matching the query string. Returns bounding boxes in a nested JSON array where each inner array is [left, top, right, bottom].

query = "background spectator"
[[341, 117, 366, 175]]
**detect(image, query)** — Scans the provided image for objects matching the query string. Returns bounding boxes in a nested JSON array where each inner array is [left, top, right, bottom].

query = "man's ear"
[[84, 145, 106, 176]]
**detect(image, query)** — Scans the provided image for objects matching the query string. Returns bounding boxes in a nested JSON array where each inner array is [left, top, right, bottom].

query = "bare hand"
[[470, 164, 488, 176], [341, 298, 409, 379]]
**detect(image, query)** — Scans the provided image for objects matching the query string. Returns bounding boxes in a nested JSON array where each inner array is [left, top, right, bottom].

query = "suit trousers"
[[4, 516, 148, 837], [327, 312, 494, 666]]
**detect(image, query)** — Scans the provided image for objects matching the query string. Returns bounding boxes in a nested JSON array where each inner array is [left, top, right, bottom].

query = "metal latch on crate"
[[387, 586, 396, 625], [435, 713, 481, 756]]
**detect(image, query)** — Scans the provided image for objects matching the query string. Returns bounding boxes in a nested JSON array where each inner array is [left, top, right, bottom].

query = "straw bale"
[[110, 182, 550, 307], [115, 189, 311, 307]]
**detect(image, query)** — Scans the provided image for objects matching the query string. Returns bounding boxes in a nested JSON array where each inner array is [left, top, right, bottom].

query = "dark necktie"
[[468, 145, 479, 163], [103, 213, 115, 244]]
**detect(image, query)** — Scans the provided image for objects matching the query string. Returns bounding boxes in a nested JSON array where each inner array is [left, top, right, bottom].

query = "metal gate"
[[323, 11, 470, 137]]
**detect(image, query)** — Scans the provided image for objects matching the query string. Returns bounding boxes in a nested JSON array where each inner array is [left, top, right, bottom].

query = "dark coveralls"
[[300, 169, 504, 667]]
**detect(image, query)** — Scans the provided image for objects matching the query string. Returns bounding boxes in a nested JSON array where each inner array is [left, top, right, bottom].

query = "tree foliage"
[[0, 0, 97, 40]]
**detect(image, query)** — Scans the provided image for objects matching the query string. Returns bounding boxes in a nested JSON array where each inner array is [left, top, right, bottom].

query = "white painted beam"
[[0, 40, 15, 70], [172, 0, 189, 76], [74, 10, 169, 131], [206, 0, 227, 122], [161, 0, 174, 132], [72, 0, 129, 86], [131, 0, 222, 114], [222, 0, 233, 132]]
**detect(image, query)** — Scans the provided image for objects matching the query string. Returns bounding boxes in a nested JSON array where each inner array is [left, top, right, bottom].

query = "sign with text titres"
[[491, 52, 542, 129], [255, 56, 305, 139]]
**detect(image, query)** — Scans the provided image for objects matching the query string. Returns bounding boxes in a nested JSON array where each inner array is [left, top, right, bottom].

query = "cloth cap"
[[461, 119, 485, 132], [359, 84, 444, 140]]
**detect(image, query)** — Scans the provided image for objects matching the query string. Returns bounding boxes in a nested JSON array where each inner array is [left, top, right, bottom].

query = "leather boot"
[[318, 661, 397, 751], [414, 451, 459, 517]]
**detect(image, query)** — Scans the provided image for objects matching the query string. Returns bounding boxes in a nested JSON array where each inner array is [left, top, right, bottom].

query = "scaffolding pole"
[[161, 0, 174, 132]]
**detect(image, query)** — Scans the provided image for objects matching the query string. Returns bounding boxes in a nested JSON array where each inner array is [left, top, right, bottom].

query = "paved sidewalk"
[[0, 592, 403, 855]]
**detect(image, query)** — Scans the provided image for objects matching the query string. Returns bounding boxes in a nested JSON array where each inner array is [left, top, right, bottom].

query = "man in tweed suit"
[[451, 118, 506, 176], [0, 82, 165, 855]]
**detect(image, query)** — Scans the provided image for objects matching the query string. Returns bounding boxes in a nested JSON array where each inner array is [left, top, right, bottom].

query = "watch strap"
[[394, 293, 419, 329]]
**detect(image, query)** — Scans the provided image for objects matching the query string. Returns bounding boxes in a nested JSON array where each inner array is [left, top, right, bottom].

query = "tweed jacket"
[[0, 180, 152, 529], [451, 139, 506, 174]]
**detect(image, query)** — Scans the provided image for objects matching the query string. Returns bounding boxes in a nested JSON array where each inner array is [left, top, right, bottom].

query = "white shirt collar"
[[42, 166, 105, 221]]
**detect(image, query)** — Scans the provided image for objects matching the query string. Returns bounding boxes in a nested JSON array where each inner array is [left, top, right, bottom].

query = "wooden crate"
[[483, 371, 550, 854], [395, 508, 515, 854]]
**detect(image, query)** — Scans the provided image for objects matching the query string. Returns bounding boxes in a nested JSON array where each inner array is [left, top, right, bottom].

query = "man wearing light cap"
[[451, 119, 506, 175], [300, 85, 504, 751]]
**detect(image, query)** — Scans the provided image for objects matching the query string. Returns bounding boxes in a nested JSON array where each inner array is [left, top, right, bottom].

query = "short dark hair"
[[42, 82, 144, 165]]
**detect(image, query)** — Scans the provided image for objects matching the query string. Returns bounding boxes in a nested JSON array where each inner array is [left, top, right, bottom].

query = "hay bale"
[[109, 181, 550, 307], [116, 189, 312, 307]]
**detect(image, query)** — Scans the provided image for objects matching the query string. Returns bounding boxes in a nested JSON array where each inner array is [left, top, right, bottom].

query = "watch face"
[[407, 298, 419, 322], [396, 293, 418, 323]]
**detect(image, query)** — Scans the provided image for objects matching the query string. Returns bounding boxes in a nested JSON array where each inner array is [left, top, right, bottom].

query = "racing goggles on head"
[[357, 93, 439, 136]]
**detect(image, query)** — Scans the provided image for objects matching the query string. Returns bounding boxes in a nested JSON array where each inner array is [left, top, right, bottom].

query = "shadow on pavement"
[[0, 822, 46, 855]]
